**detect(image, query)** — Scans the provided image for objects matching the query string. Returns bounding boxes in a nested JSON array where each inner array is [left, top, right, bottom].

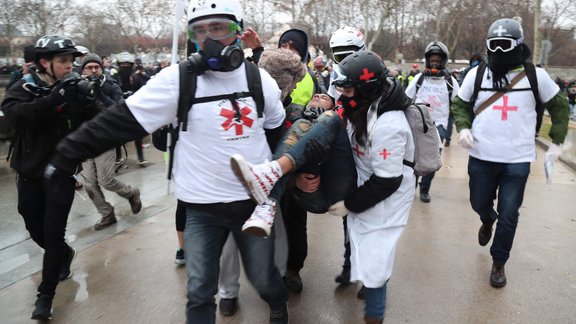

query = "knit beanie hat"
[[259, 48, 307, 100], [278, 29, 309, 62], [81, 53, 102, 70]]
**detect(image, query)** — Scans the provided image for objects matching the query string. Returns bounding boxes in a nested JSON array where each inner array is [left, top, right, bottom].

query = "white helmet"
[[187, 0, 244, 24], [329, 27, 366, 64], [330, 27, 365, 50], [116, 51, 135, 64]]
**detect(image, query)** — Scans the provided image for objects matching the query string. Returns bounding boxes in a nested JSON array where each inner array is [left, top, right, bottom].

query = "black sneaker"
[[128, 189, 142, 214], [31, 295, 53, 320], [174, 249, 185, 265], [270, 304, 288, 324], [59, 245, 76, 281], [219, 297, 238, 316], [335, 266, 351, 284], [284, 270, 303, 293]]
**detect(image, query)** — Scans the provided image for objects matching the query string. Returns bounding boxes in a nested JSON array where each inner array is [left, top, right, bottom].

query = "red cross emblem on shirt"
[[493, 96, 518, 121], [425, 95, 442, 112], [220, 105, 254, 136], [352, 143, 365, 157], [379, 148, 391, 160], [359, 68, 375, 81]]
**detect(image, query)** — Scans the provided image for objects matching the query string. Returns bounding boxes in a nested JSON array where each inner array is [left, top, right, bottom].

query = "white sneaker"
[[230, 154, 282, 205], [242, 199, 277, 237]]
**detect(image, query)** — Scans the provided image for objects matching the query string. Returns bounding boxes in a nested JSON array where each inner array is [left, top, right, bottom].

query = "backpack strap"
[[523, 62, 546, 132], [414, 74, 425, 97], [470, 62, 487, 108], [445, 74, 454, 99], [245, 60, 265, 117], [177, 59, 197, 132]]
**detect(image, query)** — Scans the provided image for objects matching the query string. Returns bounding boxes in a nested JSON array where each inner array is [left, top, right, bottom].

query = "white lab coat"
[[346, 108, 416, 288]]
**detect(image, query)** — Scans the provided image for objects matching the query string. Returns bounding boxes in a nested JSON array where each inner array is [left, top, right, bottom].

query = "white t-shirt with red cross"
[[126, 63, 286, 203], [458, 66, 559, 163], [405, 73, 459, 128]]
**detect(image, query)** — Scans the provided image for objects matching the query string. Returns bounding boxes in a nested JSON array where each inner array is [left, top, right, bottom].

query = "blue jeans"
[[364, 283, 387, 319], [467, 157, 530, 264], [445, 113, 454, 143], [419, 124, 447, 193], [271, 112, 357, 213], [183, 200, 288, 324]]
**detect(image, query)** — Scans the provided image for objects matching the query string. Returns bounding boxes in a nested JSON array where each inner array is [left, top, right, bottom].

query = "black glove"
[[44, 81, 74, 107], [304, 139, 328, 165], [44, 162, 75, 181]]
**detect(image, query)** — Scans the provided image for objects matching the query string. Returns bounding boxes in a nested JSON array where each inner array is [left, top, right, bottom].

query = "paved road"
[[0, 140, 575, 323]]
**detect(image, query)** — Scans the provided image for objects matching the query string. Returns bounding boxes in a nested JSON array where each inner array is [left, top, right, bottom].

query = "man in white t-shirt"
[[48, 0, 290, 323], [452, 18, 569, 289], [405, 41, 459, 203]]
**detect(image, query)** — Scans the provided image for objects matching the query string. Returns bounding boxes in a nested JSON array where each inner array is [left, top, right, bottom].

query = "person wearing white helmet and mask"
[[328, 26, 366, 101], [44, 0, 289, 323]]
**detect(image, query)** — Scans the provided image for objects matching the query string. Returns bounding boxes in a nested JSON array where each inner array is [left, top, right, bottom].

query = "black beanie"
[[278, 29, 308, 62], [23, 45, 35, 63], [81, 53, 102, 70]]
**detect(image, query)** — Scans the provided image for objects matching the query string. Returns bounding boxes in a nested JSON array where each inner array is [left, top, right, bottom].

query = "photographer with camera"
[[0, 35, 103, 320], [79, 53, 142, 230]]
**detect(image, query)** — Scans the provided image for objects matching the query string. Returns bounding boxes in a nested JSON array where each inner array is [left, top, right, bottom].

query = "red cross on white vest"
[[379, 148, 391, 160], [352, 143, 365, 157], [493, 95, 518, 121]]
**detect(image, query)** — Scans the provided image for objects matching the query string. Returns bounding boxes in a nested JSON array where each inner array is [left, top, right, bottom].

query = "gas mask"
[[189, 38, 244, 74]]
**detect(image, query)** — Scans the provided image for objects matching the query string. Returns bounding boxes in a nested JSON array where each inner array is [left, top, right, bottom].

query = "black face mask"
[[487, 44, 531, 87], [191, 38, 244, 73]]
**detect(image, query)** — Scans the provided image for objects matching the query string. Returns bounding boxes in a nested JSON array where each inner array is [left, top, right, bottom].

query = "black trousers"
[[17, 174, 75, 297], [282, 190, 308, 271]]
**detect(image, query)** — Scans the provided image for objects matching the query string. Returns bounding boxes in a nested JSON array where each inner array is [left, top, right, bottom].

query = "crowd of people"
[[1, 0, 572, 323]]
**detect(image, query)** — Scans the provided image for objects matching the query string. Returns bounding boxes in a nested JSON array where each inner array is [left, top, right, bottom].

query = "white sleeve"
[[404, 73, 421, 99], [535, 67, 560, 103], [450, 76, 460, 101], [369, 116, 407, 178], [126, 65, 179, 133], [457, 66, 479, 102]]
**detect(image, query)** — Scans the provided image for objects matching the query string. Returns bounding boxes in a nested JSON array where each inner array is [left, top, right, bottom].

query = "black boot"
[[335, 266, 351, 284], [31, 295, 53, 320], [284, 270, 303, 293], [59, 245, 76, 281], [490, 262, 507, 288]]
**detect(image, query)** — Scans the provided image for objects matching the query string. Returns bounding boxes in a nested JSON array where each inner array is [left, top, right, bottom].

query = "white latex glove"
[[329, 200, 349, 217], [545, 143, 563, 161], [458, 129, 474, 149]]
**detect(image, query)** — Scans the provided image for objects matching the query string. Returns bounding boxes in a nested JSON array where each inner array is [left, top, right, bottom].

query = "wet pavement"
[[0, 139, 575, 324]]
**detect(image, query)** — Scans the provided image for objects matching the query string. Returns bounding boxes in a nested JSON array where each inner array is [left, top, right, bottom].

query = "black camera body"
[[60, 72, 100, 100]]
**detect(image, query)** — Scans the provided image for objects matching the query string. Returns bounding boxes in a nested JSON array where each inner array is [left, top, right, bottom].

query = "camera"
[[60, 72, 100, 100]]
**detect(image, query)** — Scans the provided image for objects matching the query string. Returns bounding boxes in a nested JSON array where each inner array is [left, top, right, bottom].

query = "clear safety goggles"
[[188, 18, 240, 43], [332, 50, 355, 64], [486, 37, 523, 53]]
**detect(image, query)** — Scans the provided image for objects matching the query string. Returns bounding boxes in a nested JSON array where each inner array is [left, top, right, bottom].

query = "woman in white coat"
[[328, 51, 416, 324]]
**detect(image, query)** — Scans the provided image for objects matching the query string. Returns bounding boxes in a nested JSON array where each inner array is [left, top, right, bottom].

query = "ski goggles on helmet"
[[331, 65, 353, 88], [188, 18, 241, 43], [332, 50, 355, 64], [486, 37, 523, 53]]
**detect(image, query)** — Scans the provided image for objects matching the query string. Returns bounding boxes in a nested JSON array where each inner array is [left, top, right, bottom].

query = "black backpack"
[[469, 62, 545, 132], [151, 58, 265, 179]]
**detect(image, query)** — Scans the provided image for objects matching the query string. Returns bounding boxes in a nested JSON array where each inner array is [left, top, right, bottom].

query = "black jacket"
[[1, 77, 103, 179]]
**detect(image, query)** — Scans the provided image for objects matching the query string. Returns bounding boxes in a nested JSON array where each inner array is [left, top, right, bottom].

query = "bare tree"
[[17, 0, 76, 38]]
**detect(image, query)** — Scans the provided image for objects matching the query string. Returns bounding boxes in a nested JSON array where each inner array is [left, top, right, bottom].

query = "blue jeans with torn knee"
[[467, 156, 530, 264], [183, 200, 288, 324]]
